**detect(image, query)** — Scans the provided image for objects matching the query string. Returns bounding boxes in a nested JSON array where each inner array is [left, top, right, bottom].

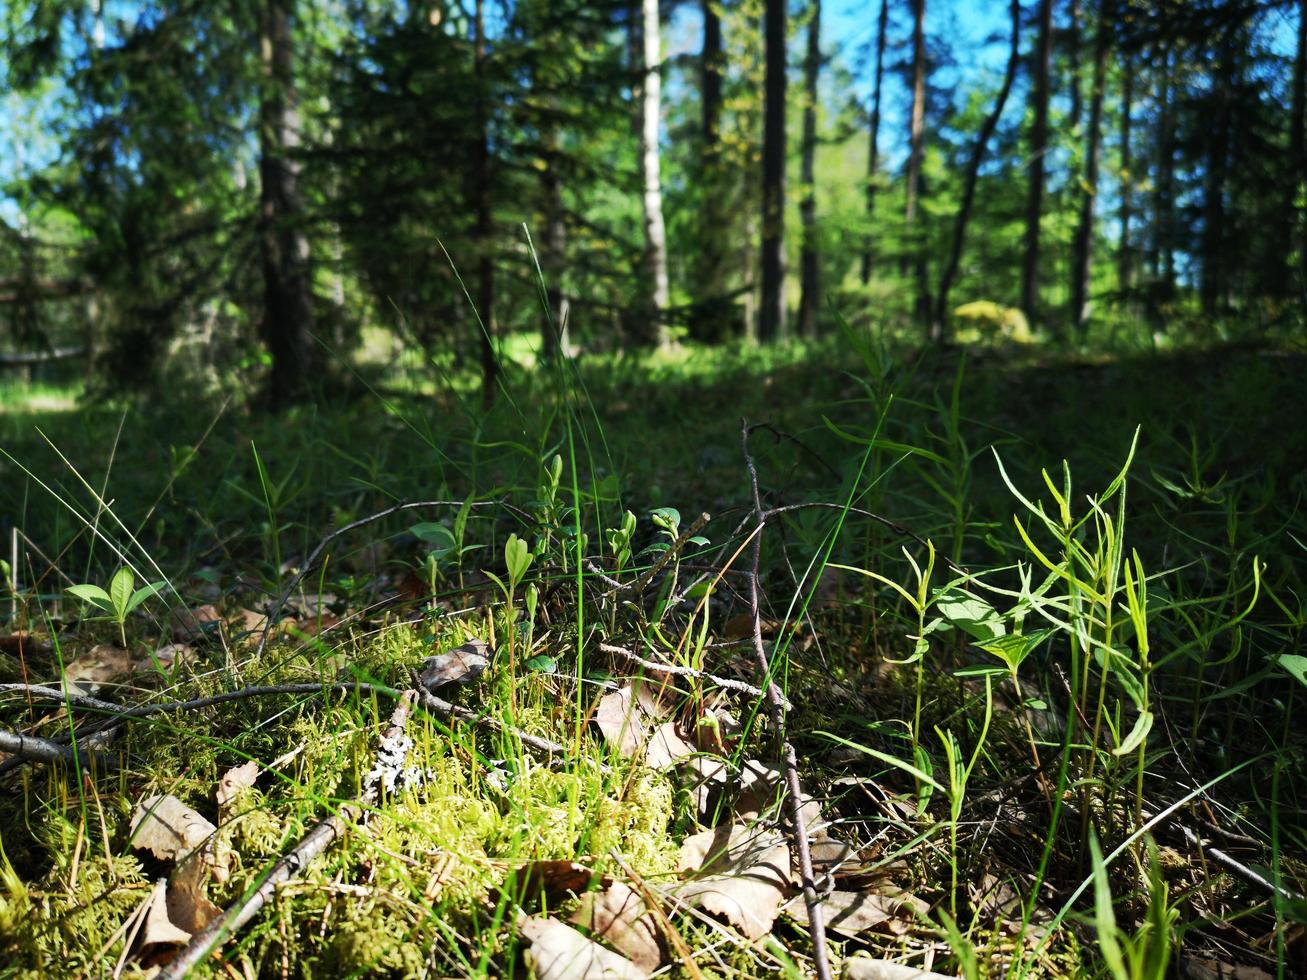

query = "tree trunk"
[[1280, 0, 1306, 297], [541, 128, 569, 360], [1146, 44, 1176, 327], [696, 0, 730, 341], [797, 0, 822, 338], [905, 0, 930, 326], [758, 0, 787, 341], [1067, 0, 1082, 132], [473, 0, 497, 403], [258, 0, 314, 409], [1200, 28, 1235, 316], [934, 0, 1020, 342], [1070, 0, 1110, 339], [1118, 48, 1134, 303], [637, 0, 670, 346], [1020, 0, 1053, 330], [860, 0, 889, 285]]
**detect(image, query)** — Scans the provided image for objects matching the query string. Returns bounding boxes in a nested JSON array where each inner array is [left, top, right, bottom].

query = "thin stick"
[[159, 690, 418, 978], [597, 642, 788, 710], [257, 499, 532, 656], [408, 670, 572, 759], [0, 727, 96, 767], [740, 419, 832, 980]]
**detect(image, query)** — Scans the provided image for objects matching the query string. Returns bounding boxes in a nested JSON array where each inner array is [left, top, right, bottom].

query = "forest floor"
[[0, 335, 1304, 978]]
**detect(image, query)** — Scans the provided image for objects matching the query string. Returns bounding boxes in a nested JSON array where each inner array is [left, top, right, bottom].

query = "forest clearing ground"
[[0, 337, 1303, 977]]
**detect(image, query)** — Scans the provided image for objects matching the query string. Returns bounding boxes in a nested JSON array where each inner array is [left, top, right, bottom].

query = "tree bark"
[[1146, 44, 1176, 327], [541, 129, 569, 361], [1020, 0, 1053, 330], [1070, 0, 1110, 339], [797, 0, 822, 338], [637, 0, 671, 346], [473, 0, 497, 403], [1067, 0, 1082, 131], [860, 0, 889, 286], [905, 0, 930, 326], [759, 0, 787, 341], [1200, 27, 1235, 316], [933, 0, 1020, 342], [1118, 47, 1134, 303], [258, 0, 315, 409], [696, 0, 730, 341], [1280, 0, 1306, 297]]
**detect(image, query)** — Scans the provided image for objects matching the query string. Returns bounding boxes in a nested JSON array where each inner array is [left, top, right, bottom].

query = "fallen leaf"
[[518, 913, 648, 980], [172, 604, 221, 641], [420, 639, 490, 691], [0, 631, 50, 658], [167, 858, 223, 933], [149, 643, 196, 671], [784, 888, 928, 937], [572, 881, 662, 973], [843, 959, 958, 980], [139, 878, 192, 947], [62, 644, 132, 695], [682, 755, 730, 820], [723, 614, 787, 640], [673, 823, 790, 940], [1179, 958, 1274, 980], [592, 687, 649, 758], [504, 860, 600, 904], [644, 721, 697, 770], [216, 760, 260, 821], [130, 794, 227, 881]]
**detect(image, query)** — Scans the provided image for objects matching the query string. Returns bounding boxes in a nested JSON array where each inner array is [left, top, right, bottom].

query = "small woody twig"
[[740, 419, 832, 980], [159, 690, 419, 979], [597, 642, 789, 710]]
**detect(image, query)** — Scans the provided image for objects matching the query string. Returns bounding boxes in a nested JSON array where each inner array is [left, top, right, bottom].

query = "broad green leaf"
[[411, 522, 455, 547], [67, 584, 112, 608], [1276, 654, 1307, 687], [933, 587, 1005, 642], [504, 534, 534, 586], [815, 731, 945, 795], [109, 568, 136, 618], [126, 581, 166, 614], [524, 655, 557, 673], [1111, 710, 1154, 756], [977, 629, 1053, 670], [650, 507, 680, 534]]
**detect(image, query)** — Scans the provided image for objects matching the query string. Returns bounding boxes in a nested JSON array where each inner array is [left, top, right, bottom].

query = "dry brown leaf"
[[784, 889, 927, 937], [167, 858, 223, 934], [130, 794, 228, 882], [505, 860, 600, 904], [519, 913, 648, 980], [62, 644, 132, 695], [149, 643, 197, 671], [673, 823, 790, 940], [843, 959, 958, 980], [644, 721, 697, 771], [420, 640, 490, 691], [571, 881, 662, 973], [723, 614, 788, 640], [592, 687, 649, 758], [172, 604, 221, 641], [683, 755, 731, 819], [139, 878, 192, 947], [1180, 958, 1275, 980], [216, 760, 260, 820]]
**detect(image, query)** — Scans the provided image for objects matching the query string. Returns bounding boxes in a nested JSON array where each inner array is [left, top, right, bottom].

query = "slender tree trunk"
[[1281, 0, 1306, 297], [1067, 0, 1082, 132], [797, 0, 822, 338], [637, 0, 670, 346], [1070, 0, 1110, 339], [473, 0, 497, 403], [697, 0, 729, 340], [759, 0, 787, 341], [934, 0, 1020, 342], [258, 0, 314, 409], [541, 128, 569, 360], [1200, 28, 1235, 316], [1118, 48, 1134, 303], [905, 0, 930, 325], [1020, 0, 1053, 330], [1146, 45, 1176, 327], [860, 0, 889, 285]]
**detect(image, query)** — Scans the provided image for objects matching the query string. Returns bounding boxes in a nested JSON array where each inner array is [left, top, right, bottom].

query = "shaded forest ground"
[[0, 335, 1304, 977]]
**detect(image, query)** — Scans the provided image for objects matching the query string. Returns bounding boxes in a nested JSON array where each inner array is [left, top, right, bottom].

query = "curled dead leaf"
[[518, 913, 648, 980], [139, 878, 192, 948], [420, 639, 490, 691], [672, 823, 790, 940], [843, 959, 958, 980], [62, 644, 132, 696], [571, 881, 662, 974]]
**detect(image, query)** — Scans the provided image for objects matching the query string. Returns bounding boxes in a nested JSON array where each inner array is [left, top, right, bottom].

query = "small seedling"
[[67, 567, 165, 648]]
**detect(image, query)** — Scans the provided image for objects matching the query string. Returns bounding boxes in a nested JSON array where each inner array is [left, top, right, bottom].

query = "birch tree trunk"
[[1020, 0, 1053, 330], [1070, 0, 1110, 339], [637, 0, 670, 347]]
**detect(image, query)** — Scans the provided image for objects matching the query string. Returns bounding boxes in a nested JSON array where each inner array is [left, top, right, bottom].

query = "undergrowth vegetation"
[[0, 333, 1304, 978]]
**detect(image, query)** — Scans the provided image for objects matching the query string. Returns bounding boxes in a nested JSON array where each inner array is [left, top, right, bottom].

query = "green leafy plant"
[[67, 567, 165, 648]]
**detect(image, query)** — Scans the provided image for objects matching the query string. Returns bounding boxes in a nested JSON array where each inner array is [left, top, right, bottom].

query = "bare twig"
[[408, 669, 572, 759], [740, 419, 832, 980], [159, 690, 418, 978], [598, 642, 788, 709], [257, 499, 533, 656], [0, 727, 96, 767]]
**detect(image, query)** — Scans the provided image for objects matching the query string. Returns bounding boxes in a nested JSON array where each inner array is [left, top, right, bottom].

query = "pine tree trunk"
[[1281, 0, 1306, 297], [473, 0, 497, 403], [541, 126, 568, 361], [905, 0, 929, 326], [1020, 0, 1053, 330], [637, 0, 670, 346], [934, 0, 1020, 342], [1067, 0, 1082, 132], [797, 0, 822, 338], [1200, 29, 1235, 316], [1118, 49, 1134, 303], [860, 0, 889, 286], [696, 0, 730, 341], [258, 0, 314, 409], [1071, 0, 1110, 339], [759, 0, 787, 341]]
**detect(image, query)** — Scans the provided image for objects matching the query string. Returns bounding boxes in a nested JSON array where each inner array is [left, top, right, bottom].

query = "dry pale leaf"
[[167, 858, 223, 934], [571, 881, 662, 974], [784, 889, 927, 937], [673, 823, 790, 940], [216, 760, 260, 820], [682, 755, 731, 819], [643, 721, 697, 771], [519, 913, 648, 980], [505, 860, 599, 904], [62, 644, 133, 695], [420, 639, 490, 691], [130, 794, 228, 882], [843, 959, 958, 980], [1180, 957, 1274, 980], [139, 878, 192, 947], [150, 643, 196, 671], [172, 604, 222, 641], [592, 687, 649, 758]]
